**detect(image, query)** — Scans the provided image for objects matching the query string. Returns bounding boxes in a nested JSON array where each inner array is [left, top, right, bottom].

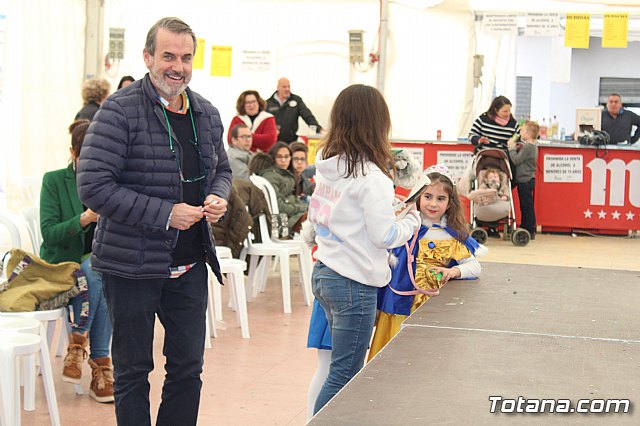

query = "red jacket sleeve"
[[251, 116, 277, 152]]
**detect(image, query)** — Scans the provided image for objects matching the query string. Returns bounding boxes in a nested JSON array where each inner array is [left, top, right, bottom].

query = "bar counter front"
[[388, 139, 640, 235]]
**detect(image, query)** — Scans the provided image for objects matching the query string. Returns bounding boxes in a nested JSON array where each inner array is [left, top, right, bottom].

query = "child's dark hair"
[[69, 119, 91, 158], [319, 84, 395, 180], [248, 152, 274, 175], [417, 173, 469, 241], [268, 142, 294, 173]]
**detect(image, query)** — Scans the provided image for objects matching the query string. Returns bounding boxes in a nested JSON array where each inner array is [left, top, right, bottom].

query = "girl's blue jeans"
[[70, 257, 112, 358], [312, 261, 377, 414]]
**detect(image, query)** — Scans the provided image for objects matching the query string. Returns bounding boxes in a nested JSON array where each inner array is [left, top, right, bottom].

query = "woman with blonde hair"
[[75, 77, 111, 121]]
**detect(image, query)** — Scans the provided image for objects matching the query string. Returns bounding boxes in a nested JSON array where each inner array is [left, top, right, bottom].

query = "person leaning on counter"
[[601, 93, 640, 144]]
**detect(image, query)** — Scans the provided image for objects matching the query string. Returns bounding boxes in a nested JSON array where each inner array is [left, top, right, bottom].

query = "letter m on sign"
[[587, 158, 640, 207]]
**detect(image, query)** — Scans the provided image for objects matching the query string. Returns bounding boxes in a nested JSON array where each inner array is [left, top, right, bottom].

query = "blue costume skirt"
[[306, 299, 332, 350]]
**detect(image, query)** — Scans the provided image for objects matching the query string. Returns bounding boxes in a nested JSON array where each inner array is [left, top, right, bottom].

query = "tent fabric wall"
[[4, 0, 640, 211], [1, 0, 85, 209]]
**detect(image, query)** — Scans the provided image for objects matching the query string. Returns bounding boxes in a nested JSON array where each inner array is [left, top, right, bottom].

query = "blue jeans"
[[102, 261, 208, 426], [312, 261, 377, 414], [70, 257, 112, 358]]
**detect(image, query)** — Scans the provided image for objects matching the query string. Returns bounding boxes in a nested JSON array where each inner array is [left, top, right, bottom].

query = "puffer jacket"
[[77, 74, 232, 281]]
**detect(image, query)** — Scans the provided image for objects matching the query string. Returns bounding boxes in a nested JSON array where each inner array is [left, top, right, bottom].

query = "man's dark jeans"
[[102, 262, 208, 426]]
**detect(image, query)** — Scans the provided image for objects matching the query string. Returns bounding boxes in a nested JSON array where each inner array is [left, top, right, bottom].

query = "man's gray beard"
[[150, 70, 189, 97]]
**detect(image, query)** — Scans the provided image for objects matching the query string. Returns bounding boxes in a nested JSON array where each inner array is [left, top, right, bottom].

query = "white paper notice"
[[525, 13, 561, 37], [482, 14, 518, 35], [544, 154, 583, 183], [436, 151, 474, 179], [241, 50, 271, 71]]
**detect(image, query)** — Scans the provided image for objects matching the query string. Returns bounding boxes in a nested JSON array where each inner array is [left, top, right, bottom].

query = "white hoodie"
[[309, 150, 421, 287]]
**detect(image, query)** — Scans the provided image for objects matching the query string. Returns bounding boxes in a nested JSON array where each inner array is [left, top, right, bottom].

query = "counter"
[[389, 139, 640, 235]]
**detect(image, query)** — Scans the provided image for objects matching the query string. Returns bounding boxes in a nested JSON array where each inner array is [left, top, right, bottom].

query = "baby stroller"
[[466, 148, 530, 246]]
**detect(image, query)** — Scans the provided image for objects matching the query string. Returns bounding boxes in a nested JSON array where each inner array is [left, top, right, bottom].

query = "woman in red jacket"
[[228, 90, 277, 152]]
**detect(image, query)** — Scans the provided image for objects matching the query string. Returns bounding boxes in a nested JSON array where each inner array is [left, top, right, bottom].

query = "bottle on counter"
[[540, 118, 548, 140], [560, 127, 566, 141], [550, 115, 559, 140]]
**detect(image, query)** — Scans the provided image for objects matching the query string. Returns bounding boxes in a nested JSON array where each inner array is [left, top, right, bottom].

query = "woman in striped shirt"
[[468, 96, 519, 238], [469, 95, 519, 153]]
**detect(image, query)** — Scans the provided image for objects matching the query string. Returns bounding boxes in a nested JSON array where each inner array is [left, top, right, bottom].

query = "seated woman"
[[39, 119, 114, 403], [248, 144, 308, 236], [289, 141, 315, 201], [228, 90, 277, 153]]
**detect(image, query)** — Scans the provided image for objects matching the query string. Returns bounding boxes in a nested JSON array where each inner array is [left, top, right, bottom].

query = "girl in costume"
[[307, 84, 421, 415], [368, 164, 483, 360]]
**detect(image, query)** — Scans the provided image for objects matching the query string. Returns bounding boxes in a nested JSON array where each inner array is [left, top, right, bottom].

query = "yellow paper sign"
[[307, 138, 320, 165], [211, 46, 232, 77], [193, 38, 205, 69], [602, 13, 628, 48], [564, 14, 590, 49]]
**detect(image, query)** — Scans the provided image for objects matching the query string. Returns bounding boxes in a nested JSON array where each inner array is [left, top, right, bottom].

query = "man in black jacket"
[[266, 77, 322, 143], [601, 93, 640, 144]]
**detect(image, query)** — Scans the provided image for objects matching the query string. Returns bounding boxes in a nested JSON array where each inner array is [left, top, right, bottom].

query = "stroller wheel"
[[511, 228, 530, 246], [471, 228, 488, 244]]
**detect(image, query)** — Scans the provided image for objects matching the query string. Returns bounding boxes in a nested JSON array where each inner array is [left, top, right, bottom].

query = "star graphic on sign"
[[627, 211, 636, 221], [584, 209, 592, 218], [612, 211, 621, 220], [598, 210, 607, 219]]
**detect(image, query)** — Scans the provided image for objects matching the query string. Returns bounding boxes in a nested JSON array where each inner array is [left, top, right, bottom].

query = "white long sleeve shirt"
[[309, 150, 421, 287]]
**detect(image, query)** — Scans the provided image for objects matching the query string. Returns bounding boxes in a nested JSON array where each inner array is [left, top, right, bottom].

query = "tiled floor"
[[18, 233, 640, 425]]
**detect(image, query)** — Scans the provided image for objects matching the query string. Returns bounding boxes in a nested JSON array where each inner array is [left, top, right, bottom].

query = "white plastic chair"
[[20, 207, 43, 255], [0, 212, 22, 250], [248, 175, 313, 307], [0, 322, 60, 425], [218, 259, 250, 338], [244, 213, 311, 314], [0, 308, 80, 392]]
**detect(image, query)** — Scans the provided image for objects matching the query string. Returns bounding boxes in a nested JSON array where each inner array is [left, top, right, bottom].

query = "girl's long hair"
[[319, 84, 395, 180], [417, 173, 469, 241]]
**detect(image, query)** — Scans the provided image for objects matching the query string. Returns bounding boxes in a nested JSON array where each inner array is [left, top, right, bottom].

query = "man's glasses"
[[160, 105, 208, 183], [292, 157, 307, 163], [237, 135, 253, 140]]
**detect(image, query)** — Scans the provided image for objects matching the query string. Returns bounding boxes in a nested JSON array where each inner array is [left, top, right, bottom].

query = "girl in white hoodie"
[[308, 84, 421, 415]]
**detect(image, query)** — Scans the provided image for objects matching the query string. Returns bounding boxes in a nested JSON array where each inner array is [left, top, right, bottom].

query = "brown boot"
[[62, 333, 88, 384], [88, 357, 115, 403]]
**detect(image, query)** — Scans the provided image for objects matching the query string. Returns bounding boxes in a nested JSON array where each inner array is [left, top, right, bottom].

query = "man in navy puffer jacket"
[[77, 17, 231, 426]]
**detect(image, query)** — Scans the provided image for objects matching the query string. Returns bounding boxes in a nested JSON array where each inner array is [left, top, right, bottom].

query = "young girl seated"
[[368, 164, 483, 360]]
